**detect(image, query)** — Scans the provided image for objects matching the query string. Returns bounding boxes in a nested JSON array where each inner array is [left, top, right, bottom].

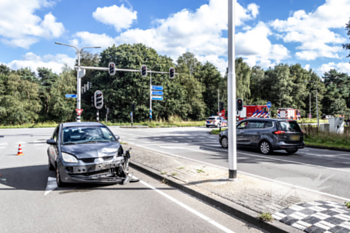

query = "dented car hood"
[[61, 142, 121, 159]]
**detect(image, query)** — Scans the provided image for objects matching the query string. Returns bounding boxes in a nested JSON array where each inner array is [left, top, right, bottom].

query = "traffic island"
[[128, 144, 348, 233]]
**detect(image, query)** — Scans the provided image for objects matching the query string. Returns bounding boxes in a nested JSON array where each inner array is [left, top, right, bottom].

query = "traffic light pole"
[[228, 0, 237, 180], [55, 42, 101, 122], [150, 71, 152, 121]]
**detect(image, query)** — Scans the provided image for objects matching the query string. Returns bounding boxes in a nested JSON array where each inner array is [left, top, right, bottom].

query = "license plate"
[[290, 135, 300, 141]]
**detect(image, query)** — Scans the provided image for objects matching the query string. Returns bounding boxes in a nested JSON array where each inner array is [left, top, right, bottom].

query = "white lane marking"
[[138, 178, 234, 233], [0, 143, 8, 145], [159, 146, 222, 155], [238, 151, 350, 174], [44, 177, 57, 196], [131, 143, 350, 202], [0, 147, 5, 149]]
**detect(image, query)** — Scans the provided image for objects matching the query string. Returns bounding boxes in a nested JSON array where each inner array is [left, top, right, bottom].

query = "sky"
[[0, 0, 350, 77]]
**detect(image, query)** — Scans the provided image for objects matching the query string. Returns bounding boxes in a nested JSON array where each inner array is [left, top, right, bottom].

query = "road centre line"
[[139, 178, 234, 233], [130, 143, 350, 202], [159, 146, 223, 155]]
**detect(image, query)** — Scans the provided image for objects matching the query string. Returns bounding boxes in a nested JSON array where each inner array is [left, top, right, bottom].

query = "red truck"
[[217, 105, 269, 122]]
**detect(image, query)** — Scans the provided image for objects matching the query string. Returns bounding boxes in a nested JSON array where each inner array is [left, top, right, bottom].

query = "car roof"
[[62, 122, 105, 128]]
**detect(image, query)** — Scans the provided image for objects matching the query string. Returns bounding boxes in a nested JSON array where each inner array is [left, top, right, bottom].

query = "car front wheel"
[[259, 141, 272, 154], [56, 165, 65, 187], [220, 137, 228, 148]]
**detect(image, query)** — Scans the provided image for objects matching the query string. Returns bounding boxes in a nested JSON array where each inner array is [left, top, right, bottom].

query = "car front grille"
[[81, 156, 114, 163]]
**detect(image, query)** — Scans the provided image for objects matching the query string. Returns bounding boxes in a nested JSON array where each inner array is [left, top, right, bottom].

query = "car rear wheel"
[[48, 157, 54, 170], [56, 165, 65, 187], [220, 137, 228, 148], [286, 148, 298, 154], [259, 141, 272, 154]]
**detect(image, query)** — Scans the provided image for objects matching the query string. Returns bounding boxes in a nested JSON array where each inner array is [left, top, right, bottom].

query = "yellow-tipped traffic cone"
[[17, 144, 24, 156]]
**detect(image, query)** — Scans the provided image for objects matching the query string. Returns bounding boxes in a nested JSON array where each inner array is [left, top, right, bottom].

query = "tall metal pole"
[[316, 83, 319, 128], [150, 71, 152, 121], [218, 89, 220, 113], [54, 42, 100, 122], [77, 50, 81, 122], [228, 0, 237, 179]]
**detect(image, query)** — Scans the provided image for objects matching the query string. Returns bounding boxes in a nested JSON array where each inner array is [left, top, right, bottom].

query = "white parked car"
[[206, 116, 221, 128]]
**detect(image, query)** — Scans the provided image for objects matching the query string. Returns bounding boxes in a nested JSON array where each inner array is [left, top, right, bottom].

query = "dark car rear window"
[[278, 121, 301, 132]]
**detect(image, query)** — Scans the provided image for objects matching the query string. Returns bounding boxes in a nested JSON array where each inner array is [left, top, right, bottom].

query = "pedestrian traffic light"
[[109, 62, 116, 75], [141, 65, 147, 77], [169, 67, 175, 79], [94, 90, 103, 109], [219, 102, 224, 111], [91, 96, 94, 107], [131, 103, 135, 112], [237, 98, 243, 111]]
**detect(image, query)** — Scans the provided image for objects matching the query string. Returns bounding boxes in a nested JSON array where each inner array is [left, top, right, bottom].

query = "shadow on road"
[[0, 165, 173, 192]]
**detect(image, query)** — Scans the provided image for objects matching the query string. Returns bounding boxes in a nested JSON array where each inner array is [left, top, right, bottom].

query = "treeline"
[[0, 43, 349, 125]]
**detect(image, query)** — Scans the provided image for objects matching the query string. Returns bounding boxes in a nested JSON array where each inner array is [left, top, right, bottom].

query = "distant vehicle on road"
[[218, 119, 304, 154], [46, 122, 133, 187], [206, 116, 221, 128], [277, 108, 301, 120], [237, 105, 269, 121]]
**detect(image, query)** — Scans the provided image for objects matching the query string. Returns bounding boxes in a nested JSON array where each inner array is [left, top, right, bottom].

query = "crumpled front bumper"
[[59, 156, 127, 184]]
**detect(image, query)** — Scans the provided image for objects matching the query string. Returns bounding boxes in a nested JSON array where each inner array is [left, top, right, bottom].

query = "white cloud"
[[0, 0, 64, 48], [73, 0, 286, 74], [317, 62, 350, 76], [304, 64, 310, 70], [92, 4, 137, 32], [270, 0, 350, 60], [7, 52, 75, 74]]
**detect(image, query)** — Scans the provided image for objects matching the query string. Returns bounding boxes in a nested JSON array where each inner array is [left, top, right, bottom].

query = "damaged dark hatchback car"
[[46, 122, 134, 187]]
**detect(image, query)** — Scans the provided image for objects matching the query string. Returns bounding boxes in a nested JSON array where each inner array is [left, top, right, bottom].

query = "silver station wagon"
[[219, 119, 304, 154]]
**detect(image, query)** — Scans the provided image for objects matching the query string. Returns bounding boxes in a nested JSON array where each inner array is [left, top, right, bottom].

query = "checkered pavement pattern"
[[272, 201, 350, 233]]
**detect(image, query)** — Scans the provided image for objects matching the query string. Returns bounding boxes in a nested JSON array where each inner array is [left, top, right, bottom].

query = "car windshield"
[[279, 121, 301, 132], [207, 118, 216, 120], [62, 126, 116, 145]]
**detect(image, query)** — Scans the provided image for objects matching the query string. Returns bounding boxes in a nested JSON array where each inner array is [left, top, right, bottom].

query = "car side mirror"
[[114, 135, 120, 141], [46, 139, 56, 145]]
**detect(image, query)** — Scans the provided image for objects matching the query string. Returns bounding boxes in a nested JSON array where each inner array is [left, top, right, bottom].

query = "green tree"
[[343, 17, 350, 61], [0, 73, 41, 124]]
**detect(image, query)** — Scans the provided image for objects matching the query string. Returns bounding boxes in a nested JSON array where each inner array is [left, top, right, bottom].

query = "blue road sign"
[[267, 101, 272, 108], [65, 94, 77, 98], [152, 96, 163, 101], [130, 112, 133, 117], [152, 91, 163, 95], [152, 86, 163, 91]]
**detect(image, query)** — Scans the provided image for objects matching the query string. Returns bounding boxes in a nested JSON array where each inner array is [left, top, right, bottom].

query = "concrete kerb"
[[129, 161, 301, 233]]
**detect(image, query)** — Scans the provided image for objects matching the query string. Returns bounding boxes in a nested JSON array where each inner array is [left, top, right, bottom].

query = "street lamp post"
[[55, 42, 101, 122], [228, 0, 237, 179]]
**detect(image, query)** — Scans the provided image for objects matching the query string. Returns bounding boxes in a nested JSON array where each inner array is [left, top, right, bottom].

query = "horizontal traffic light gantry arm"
[[74, 66, 177, 75]]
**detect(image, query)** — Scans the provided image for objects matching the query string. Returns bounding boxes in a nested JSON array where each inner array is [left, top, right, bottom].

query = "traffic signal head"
[[131, 103, 135, 112], [91, 96, 94, 107], [141, 65, 147, 77], [109, 62, 116, 75], [94, 90, 104, 109], [237, 98, 243, 111], [86, 82, 89, 90], [169, 67, 175, 79], [90, 82, 92, 89]]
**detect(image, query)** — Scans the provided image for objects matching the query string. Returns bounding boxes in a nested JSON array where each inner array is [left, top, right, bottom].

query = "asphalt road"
[[0, 128, 264, 233], [111, 126, 350, 201]]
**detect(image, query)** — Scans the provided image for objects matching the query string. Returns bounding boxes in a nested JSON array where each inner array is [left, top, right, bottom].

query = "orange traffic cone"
[[17, 144, 24, 156]]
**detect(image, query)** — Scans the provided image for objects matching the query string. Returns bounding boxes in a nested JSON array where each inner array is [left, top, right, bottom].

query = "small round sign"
[[267, 101, 272, 109]]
